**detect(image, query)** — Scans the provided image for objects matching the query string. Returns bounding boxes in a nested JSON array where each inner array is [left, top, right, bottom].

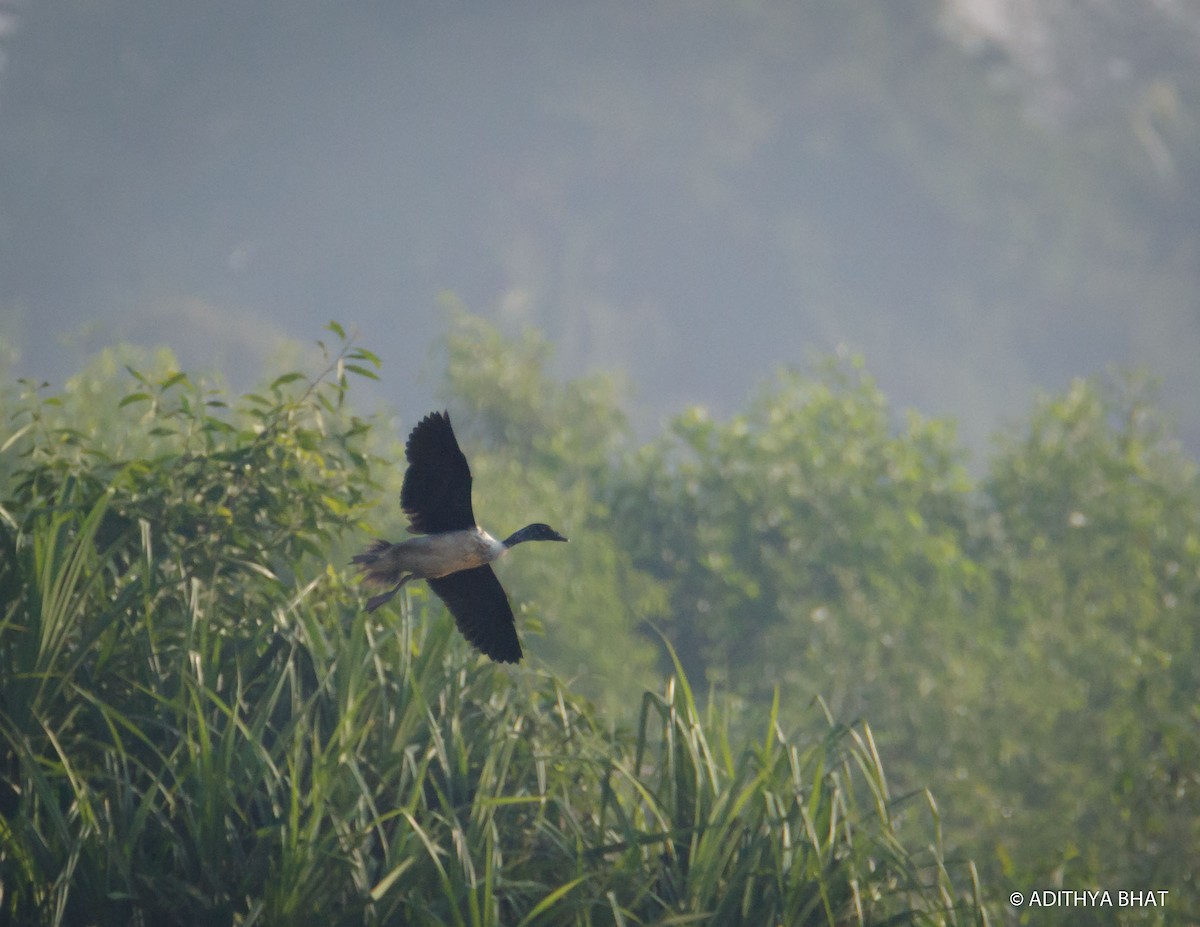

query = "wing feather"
[[400, 411, 476, 534], [427, 566, 522, 664]]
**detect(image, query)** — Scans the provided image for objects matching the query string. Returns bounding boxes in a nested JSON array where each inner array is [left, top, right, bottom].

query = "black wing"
[[400, 411, 476, 534], [427, 566, 523, 664]]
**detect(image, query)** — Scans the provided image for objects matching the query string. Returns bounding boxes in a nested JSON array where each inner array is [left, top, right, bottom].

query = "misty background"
[[2, 0, 1198, 457]]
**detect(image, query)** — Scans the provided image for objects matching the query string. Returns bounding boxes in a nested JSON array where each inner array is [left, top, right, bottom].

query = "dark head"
[[502, 523, 568, 547]]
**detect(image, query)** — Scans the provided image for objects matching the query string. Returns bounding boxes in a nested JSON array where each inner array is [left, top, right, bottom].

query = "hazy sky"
[[2, 0, 1197, 456]]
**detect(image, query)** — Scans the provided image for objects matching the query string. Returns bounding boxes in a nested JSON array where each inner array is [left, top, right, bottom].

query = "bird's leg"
[[365, 575, 412, 612]]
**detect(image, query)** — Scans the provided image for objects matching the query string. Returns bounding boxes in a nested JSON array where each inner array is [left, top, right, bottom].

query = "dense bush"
[[423, 313, 1200, 926], [0, 328, 982, 925], [5, 312, 1195, 925], [600, 363, 1199, 926]]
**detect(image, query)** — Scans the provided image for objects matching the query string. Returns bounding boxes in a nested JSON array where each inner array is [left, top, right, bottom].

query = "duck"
[[352, 410, 567, 663]]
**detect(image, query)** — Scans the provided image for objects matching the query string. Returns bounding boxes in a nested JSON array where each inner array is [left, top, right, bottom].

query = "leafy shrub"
[[0, 326, 983, 926]]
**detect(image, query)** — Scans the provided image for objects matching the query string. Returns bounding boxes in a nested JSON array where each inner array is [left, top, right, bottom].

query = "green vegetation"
[[622, 374, 1199, 926], [2, 313, 1197, 924], [0, 327, 982, 925], [436, 313, 1200, 926]]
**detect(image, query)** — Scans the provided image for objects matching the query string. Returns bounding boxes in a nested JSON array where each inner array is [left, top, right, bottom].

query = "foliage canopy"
[[2, 314, 1197, 924], [0, 324, 983, 926]]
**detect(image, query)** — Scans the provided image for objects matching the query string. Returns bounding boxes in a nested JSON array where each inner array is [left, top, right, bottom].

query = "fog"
[[2, 0, 1198, 456]]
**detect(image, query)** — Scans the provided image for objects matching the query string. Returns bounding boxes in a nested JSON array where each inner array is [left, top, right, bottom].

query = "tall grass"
[[0, 339, 987, 925]]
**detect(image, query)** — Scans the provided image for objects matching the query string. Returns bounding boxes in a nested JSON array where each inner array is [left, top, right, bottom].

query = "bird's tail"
[[351, 540, 405, 588]]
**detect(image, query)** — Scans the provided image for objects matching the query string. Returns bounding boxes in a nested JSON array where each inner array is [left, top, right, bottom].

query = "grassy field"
[[0, 341, 985, 925]]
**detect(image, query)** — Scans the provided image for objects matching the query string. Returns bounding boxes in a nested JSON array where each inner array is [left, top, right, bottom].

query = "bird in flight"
[[352, 411, 567, 663]]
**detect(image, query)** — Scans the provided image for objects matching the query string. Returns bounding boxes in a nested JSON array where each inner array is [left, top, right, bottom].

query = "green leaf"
[[514, 876, 588, 926], [270, 372, 306, 390], [344, 364, 379, 381]]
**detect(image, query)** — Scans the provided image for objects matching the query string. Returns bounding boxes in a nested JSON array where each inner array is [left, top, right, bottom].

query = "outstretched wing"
[[427, 566, 523, 664], [400, 411, 476, 534]]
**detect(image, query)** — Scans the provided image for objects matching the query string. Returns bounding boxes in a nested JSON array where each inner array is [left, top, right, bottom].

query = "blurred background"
[[3, 3, 1200, 920], [1, 0, 1198, 458]]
